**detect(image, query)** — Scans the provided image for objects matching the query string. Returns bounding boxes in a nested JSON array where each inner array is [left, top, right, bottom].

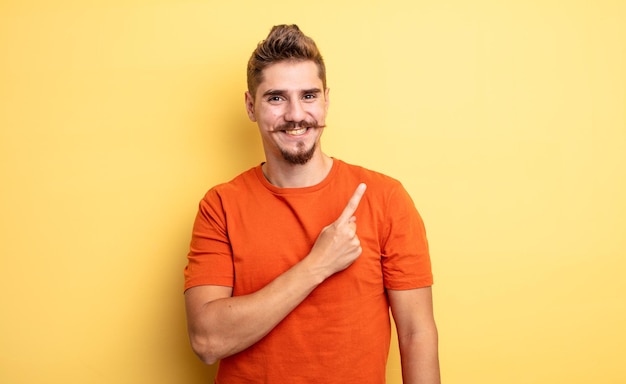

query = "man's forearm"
[[186, 258, 326, 364], [398, 329, 441, 384]]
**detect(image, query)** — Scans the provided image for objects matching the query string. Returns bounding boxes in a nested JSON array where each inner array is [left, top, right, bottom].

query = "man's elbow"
[[189, 333, 224, 365], [398, 323, 439, 346]]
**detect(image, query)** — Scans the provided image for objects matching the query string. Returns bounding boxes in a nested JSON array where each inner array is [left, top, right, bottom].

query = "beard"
[[281, 141, 316, 165], [275, 119, 324, 165]]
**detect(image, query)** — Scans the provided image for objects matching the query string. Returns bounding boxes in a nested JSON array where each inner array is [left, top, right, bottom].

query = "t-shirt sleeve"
[[381, 182, 433, 290], [183, 188, 234, 291]]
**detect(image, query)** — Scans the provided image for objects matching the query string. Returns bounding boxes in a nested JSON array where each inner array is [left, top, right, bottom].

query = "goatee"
[[281, 142, 316, 165]]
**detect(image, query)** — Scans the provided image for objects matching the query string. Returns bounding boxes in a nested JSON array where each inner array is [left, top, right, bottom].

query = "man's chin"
[[281, 145, 316, 165]]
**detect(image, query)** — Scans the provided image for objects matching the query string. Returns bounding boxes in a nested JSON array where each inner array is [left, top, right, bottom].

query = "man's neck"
[[262, 153, 333, 188]]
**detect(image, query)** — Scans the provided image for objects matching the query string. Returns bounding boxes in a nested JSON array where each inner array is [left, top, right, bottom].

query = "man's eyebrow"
[[302, 88, 322, 94], [262, 89, 286, 97]]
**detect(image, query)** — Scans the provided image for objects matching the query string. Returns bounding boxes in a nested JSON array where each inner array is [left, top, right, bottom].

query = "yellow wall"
[[1, 1, 625, 383]]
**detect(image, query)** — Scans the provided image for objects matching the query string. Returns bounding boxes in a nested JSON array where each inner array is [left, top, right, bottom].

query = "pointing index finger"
[[337, 183, 367, 223]]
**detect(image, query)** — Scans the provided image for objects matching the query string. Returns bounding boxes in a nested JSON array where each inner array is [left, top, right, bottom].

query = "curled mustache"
[[273, 120, 326, 131]]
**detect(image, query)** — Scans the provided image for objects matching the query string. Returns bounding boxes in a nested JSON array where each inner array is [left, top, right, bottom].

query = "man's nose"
[[285, 100, 306, 122]]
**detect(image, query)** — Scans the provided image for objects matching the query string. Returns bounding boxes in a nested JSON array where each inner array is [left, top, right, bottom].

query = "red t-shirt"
[[185, 159, 433, 383]]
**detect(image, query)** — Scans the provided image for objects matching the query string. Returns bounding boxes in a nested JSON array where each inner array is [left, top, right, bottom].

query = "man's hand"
[[307, 183, 367, 278]]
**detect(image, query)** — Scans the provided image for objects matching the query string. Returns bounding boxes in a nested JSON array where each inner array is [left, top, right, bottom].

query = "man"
[[184, 24, 440, 383]]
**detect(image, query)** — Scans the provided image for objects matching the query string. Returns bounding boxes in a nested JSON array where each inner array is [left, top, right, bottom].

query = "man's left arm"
[[388, 286, 441, 384]]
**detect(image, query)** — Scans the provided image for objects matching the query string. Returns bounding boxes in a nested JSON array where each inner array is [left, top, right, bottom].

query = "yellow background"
[[1, 1, 625, 383]]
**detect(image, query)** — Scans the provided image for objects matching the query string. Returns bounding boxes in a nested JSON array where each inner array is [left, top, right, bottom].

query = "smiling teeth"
[[285, 128, 307, 136]]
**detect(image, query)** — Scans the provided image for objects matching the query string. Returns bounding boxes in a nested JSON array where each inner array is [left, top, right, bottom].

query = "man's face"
[[245, 60, 329, 165]]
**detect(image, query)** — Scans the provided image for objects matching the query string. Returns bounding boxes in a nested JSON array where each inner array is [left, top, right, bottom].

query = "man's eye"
[[267, 96, 285, 104], [303, 94, 316, 100]]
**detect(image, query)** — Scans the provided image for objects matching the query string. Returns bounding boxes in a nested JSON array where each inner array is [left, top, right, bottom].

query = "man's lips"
[[283, 127, 308, 136], [273, 121, 325, 132]]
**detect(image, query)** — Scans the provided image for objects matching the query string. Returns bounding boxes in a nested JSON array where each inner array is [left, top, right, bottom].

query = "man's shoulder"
[[203, 165, 261, 199], [336, 159, 403, 187]]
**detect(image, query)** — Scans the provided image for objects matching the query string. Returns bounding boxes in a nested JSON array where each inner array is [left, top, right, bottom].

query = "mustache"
[[274, 120, 326, 131]]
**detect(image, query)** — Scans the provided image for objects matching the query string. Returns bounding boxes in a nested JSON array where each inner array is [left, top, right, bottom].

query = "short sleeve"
[[381, 183, 433, 290], [183, 188, 234, 291]]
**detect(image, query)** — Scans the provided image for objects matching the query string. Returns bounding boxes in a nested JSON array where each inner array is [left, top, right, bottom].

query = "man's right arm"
[[184, 183, 367, 365]]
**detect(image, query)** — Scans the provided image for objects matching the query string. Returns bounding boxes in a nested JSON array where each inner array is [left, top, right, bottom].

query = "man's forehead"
[[257, 61, 323, 90]]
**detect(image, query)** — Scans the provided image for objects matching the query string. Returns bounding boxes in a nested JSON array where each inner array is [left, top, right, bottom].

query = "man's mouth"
[[283, 127, 308, 136]]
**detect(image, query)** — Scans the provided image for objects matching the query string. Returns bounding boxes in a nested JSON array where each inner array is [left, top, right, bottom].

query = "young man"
[[184, 25, 440, 383]]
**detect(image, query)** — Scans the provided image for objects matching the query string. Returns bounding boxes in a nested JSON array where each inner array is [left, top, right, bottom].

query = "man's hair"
[[247, 24, 326, 98]]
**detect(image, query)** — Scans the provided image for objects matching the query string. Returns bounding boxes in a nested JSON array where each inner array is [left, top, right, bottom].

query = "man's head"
[[247, 24, 326, 100]]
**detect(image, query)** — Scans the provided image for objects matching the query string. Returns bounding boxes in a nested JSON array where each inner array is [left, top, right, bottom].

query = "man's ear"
[[324, 87, 330, 112], [244, 91, 257, 122]]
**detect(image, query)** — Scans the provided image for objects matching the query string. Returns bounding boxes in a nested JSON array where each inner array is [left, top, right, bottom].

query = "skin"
[[185, 60, 440, 383], [245, 60, 332, 188]]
